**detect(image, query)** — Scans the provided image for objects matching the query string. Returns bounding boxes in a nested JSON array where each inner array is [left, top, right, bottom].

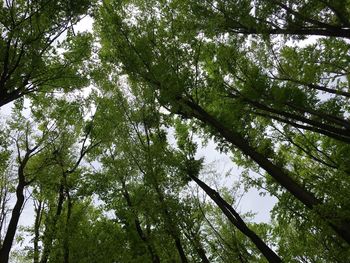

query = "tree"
[[0, 0, 94, 107], [0, 106, 59, 263], [174, 119, 282, 262]]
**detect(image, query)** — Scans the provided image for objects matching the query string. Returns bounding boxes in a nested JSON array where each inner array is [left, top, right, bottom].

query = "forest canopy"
[[0, 0, 349, 262]]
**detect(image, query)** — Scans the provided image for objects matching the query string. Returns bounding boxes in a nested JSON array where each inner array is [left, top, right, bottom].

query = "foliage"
[[0, 0, 350, 262]]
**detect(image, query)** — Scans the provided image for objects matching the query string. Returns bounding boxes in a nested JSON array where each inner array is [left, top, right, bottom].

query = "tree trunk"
[[0, 155, 29, 263], [174, 237, 189, 263], [63, 191, 72, 263], [33, 200, 43, 263], [0, 183, 25, 263], [190, 174, 282, 263], [183, 99, 350, 244], [120, 179, 160, 263], [152, 181, 188, 263], [40, 183, 65, 263], [188, 232, 210, 263], [184, 99, 320, 208]]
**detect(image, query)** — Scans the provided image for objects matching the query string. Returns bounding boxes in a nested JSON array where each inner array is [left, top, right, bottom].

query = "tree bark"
[[0, 181, 25, 263], [184, 99, 320, 208], [196, 245, 210, 263], [190, 174, 282, 263], [187, 231, 210, 263], [0, 154, 29, 263]]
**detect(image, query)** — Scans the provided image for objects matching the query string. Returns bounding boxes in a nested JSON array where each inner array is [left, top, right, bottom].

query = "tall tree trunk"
[[33, 200, 43, 263], [152, 181, 188, 263], [174, 237, 188, 263], [120, 179, 160, 263], [0, 154, 29, 263], [186, 231, 210, 263], [0, 181, 25, 263], [195, 244, 210, 263], [40, 183, 65, 263], [63, 191, 72, 263], [183, 99, 350, 244], [190, 174, 282, 263]]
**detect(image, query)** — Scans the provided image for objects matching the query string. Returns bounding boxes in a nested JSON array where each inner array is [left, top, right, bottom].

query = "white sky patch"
[[0, 101, 13, 120], [286, 35, 320, 48], [74, 15, 94, 33]]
